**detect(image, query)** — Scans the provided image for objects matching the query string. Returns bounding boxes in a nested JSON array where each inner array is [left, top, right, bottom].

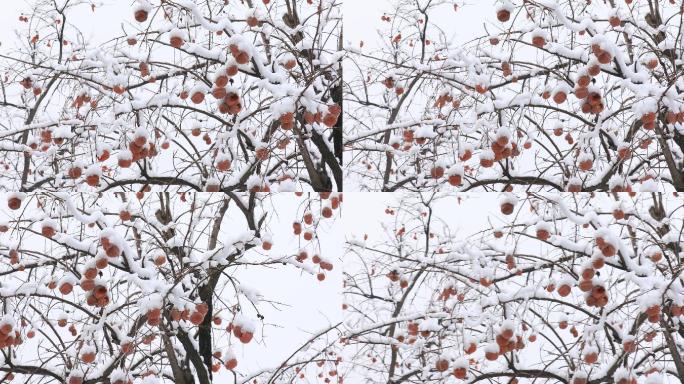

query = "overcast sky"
[[343, 0, 496, 49]]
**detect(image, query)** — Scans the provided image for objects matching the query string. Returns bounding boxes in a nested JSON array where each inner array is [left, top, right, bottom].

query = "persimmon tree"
[[0, 0, 342, 193], [0, 191, 343, 384], [343, 192, 684, 383], [344, 0, 684, 192]]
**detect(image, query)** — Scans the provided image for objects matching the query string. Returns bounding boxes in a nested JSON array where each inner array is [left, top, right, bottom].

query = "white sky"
[[0, 1, 131, 50], [344, 192, 500, 245], [343, 0, 496, 49]]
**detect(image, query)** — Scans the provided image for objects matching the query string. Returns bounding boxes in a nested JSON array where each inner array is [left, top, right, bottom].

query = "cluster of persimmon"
[[590, 43, 613, 67], [118, 131, 157, 168], [386, 269, 409, 289], [0, 320, 20, 349], [181, 73, 243, 117], [585, 282, 608, 308], [595, 235, 617, 258], [100, 235, 122, 258], [480, 130, 519, 168], [292, 192, 341, 240], [303, 103, 342, 129], [434, 93, 460, 109], [146, 308, 163, 326], [438, 285, 463, 301], [313, 254, 334, 282], [112, 83, 128, 95], [75, 269, 109, 305], [668, 302, 683, 317], [578, 267, 609, 308], [485, 322, 525, 361], [187, 76, 228, 107], [217, 90, 243, 116], [19, 76, 42, 96], [309, 355, 342, 383], [227, 321, 254, 344], [558, 44, 611, 116], [575, 79, 604, 116], [644, 304, 661, 324], [229, 44, 251, 65], [247, 178, 271, 193], [24, 127, 66, 153], [639, 110, 659, 131], [48, 236, 117, 308], [323, 192, 341, 213], [295, 249, 308, 263], [665, 109, 684, 125], [169, 303, 210, 326], [293, 199, 341, 281], [71, 90, 97, 109], [51, 277, 72, 294], [434, 357, 468, 380], [404, 321, 431, 342], [85, 283, 110, 308], [429, 164, 465, 187], [54, 316, 79, 338], [381, 76, 405, 96], [393, 129, 415, 151]]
